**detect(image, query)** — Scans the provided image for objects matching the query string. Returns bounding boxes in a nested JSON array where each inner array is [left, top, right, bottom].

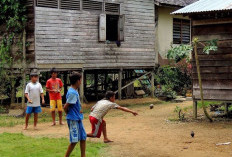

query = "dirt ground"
[[1, 98, 232, 157]]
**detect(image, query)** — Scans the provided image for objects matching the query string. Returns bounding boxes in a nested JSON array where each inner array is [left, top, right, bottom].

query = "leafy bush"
[[155, 66, 192, 99]]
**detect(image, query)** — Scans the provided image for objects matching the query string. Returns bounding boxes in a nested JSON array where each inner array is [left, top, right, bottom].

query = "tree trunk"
[[22, 29, 26, 109], [194, 43, 213, 122]]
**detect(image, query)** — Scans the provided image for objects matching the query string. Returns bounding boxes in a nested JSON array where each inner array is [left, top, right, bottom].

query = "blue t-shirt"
[[66, 87, 83, 121]]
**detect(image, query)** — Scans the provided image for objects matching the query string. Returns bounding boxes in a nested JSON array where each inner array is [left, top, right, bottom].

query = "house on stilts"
[[173, 0, 232, 118], [17, 0, 157, 102]]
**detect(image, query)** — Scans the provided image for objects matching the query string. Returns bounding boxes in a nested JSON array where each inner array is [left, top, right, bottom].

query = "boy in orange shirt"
[[46, 68, 64, 125]]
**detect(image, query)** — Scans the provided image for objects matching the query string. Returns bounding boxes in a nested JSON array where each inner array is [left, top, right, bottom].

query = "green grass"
[[0, 133, 106, 157], [0, 112, 54, 127]]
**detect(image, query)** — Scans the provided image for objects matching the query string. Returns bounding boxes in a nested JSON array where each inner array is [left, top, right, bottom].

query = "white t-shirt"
[[25, 82, 43, 107], [90, 100, 120, 121]]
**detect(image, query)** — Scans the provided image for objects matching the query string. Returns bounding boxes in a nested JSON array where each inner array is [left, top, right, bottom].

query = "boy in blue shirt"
[[64, 72, 86, 157]]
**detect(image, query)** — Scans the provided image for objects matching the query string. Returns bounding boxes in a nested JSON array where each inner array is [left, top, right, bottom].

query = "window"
[[37, 0, 58, 8], [99, 14, 125, 42], [105, 3, 120, 14], [106, 15, 119, 41], [60, 0, 80, 10], [82, 0, 102, 11], [173, 18, 191, 44]]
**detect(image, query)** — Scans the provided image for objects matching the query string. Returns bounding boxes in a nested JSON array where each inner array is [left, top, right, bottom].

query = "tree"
[[0, 0, 27, 105], [167, 38, 218, 122]]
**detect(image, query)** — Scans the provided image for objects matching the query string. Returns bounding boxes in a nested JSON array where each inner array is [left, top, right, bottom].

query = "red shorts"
[[89, 116, 105, 138]]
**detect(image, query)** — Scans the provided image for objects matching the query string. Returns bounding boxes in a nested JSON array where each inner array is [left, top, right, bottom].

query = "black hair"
[[30, 74, 38, 77], [69, 72, 82, 85], [50, 67, 57, 74], [105, 91, 115, 100]]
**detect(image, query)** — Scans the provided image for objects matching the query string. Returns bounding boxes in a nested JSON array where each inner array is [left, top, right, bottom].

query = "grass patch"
[[0, 133, 106, 157], [0, 112, 55, 127]]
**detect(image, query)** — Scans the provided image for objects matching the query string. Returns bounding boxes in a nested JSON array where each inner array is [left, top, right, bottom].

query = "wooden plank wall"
[[26, 0, 35, 67], [35, 0, 156, 69], [192, 18, 232, 101]]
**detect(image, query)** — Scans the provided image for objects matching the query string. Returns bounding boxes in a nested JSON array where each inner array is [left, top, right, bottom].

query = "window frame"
[[173, 18, 191, 44]]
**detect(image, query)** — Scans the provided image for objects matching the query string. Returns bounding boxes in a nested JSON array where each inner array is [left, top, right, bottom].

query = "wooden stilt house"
[[173, 0, 232, 117], [18, 0, 157, 101]]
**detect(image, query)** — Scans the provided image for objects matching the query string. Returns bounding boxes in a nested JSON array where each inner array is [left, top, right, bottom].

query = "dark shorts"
[[89, 116, 105, 138], [67, 119, 86, 143], [26, 106, 42, 114]]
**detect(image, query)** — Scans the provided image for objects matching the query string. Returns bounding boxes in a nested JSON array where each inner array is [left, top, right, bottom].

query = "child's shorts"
[[50, 99, 63, 112], [89, 116, 105, 138], [26, 106, 42, 114], [67, 119, 86, 143]]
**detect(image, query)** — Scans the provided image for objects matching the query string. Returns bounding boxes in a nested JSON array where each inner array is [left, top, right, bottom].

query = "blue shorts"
[[26, 106, 42, 114], [67, 119, 86, 143]]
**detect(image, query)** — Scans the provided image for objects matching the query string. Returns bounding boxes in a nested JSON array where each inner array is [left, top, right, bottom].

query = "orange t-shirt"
[[46, 78, 63, 100]]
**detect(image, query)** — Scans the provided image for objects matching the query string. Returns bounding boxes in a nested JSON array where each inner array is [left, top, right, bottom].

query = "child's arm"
[[25, 93, 32, 103], [41, 93, 45, 105], [64, 103, 70, 114], [117, 106, 138, 116], [91, 104, 96, 111]]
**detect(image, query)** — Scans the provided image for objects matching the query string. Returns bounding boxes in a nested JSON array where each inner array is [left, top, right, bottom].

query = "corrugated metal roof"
[[155, 0, 198, 7], [172, 0, 232, 14]]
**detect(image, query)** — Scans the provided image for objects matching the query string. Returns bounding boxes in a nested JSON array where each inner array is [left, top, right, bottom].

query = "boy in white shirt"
[[87, 91, 138, 143], [24, 69, 45, 130]]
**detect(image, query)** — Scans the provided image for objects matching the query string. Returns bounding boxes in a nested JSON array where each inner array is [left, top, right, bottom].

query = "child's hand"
[[42, 100, 45, 105], [28, 99, 33, 103], [132, 112, 138, 116]]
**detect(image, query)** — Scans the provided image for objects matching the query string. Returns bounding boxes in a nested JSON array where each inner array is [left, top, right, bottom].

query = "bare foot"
[[34, 126, 38, 130], [59, 122, 64, 125], [104, 139, 114, 143], [51, 123, 56, 126], [23, 127, 28, 130]]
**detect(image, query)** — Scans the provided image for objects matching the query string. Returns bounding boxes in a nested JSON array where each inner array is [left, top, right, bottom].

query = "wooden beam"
[[22, 29, 26, 108], [193, 100, 198, 119], [118, 69, 123, 100], [151, 69, 155, 98], [80, 69, 84, 103], [115, 72, 151, 93], [192, 18, 232, 26]]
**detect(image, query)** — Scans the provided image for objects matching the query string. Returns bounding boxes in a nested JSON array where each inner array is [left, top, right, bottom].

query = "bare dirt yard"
[[1, 98, 232, 157]]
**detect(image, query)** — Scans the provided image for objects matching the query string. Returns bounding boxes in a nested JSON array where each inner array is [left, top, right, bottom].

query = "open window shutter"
[[99, 14, 106, 42], [118, 15, 125, 41]]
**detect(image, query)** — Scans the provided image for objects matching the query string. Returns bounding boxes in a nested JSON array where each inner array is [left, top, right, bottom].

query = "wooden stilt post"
[[80, 69, 84, 103], [151, 68, 155, 98], [94, 72, 98, 99], [63, 72, 68, 97], [193, 100, 198, 119], [22, 29, 26, 109], [225, 103, 229, 117], [118, 68, 123, 100]]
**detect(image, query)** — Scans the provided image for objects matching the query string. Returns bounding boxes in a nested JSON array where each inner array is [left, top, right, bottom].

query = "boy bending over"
[[87, 91, 138, 143], [64, 72, 86, 157]]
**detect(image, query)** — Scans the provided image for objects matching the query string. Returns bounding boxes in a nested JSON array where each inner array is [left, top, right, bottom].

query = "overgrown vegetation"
[[155, 65, 191, 99], [167, 39, 218, 122], [0, 133, 106, 157], [0, 0, 27, 104]]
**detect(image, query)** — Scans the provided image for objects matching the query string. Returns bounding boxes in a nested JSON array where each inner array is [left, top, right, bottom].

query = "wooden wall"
[[35, 0, 156, 70], [26, 0, 36, 67], [191, 17, 232, 101]]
